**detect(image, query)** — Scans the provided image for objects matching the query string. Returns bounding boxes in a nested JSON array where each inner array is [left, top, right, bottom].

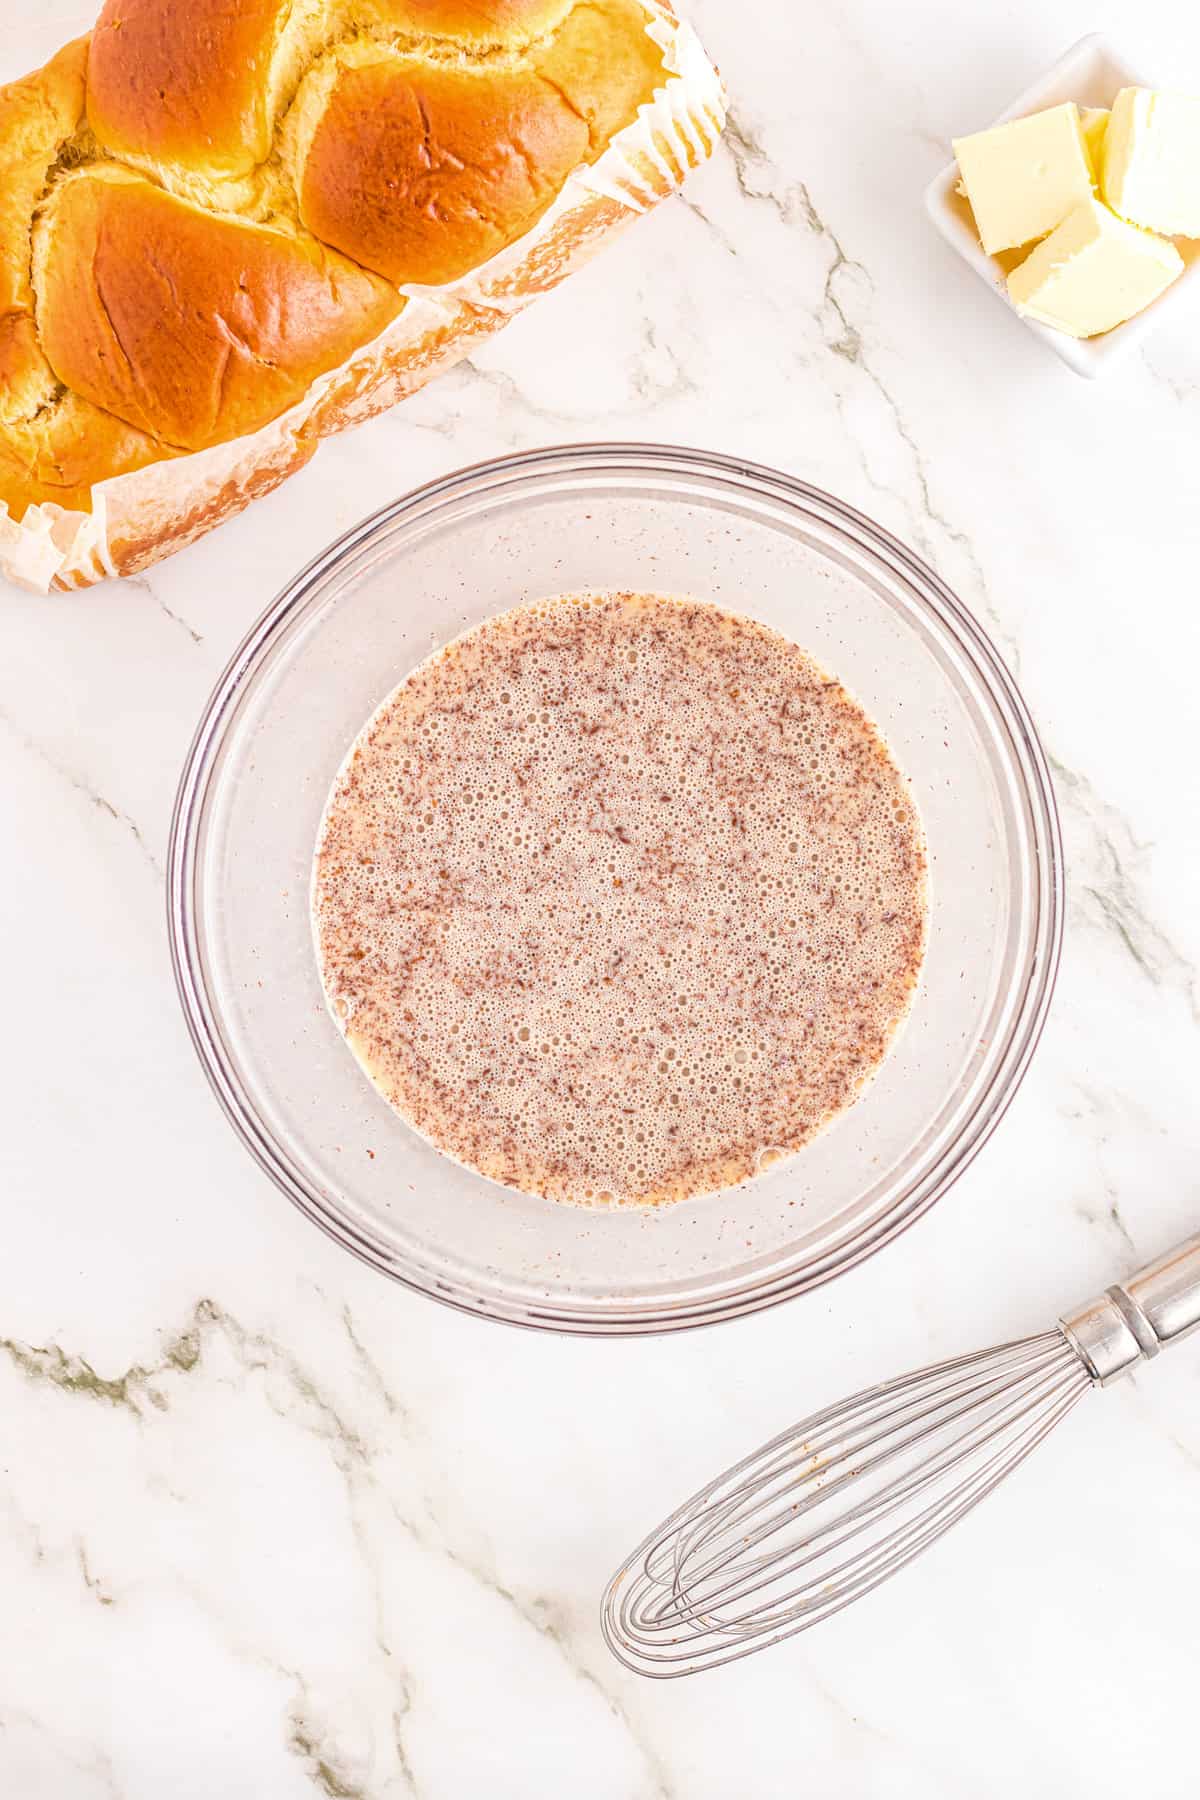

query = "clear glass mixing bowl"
[[168, 444, 1062, 1333]]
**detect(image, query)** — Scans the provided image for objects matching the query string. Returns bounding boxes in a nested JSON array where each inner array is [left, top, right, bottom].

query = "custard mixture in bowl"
[[313, 590, 927, 1208], [169, 445, 1061, 1332]]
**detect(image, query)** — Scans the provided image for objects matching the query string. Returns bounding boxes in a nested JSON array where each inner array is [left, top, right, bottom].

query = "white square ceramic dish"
[[925, 33, 1200, 376]]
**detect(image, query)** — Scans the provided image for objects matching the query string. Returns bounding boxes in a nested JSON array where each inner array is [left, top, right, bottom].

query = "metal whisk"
[[603, 1231, 1200, 1677]]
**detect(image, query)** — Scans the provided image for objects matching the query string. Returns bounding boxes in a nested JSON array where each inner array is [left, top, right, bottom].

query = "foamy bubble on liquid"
[[312, 591, 928, 1208]]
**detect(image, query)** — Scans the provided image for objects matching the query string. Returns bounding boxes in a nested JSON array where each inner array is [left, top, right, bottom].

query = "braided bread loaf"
[[0, 0, 723, 590]]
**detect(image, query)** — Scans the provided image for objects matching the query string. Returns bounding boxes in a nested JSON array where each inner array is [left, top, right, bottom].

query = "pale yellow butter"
[[1007, 195, 1183, 337], [1078, 107, 1109, 181], [953, 102, 1094, 254], [1102, 87, 1200, 236]]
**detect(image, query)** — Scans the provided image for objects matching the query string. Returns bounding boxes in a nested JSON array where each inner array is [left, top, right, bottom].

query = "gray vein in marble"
[[286, 1303, 672, 1797], [675, 191, 738, 258], [0, 1708, 124, 1800], [285, 1667, 421, 1800], [1049, 754, 1198, 1019], [1104, 1199, 1137, 1260], [385, 1511, 674, 1800], [628, 313, 697, 411], [191, 1299, 372, 1466], [279, 1610, 415, 1799], [494, 1586, 677, 1800], [908, 123, 953, 158], [1162, 1425, 1200, 1477], [802, 193, 1013, 666], [390, 1703, 419, 1799], [458, 359, 583, 428], [0, 706, 162, 878], [3, 1297, 671, 1797], [125, 573, 204, 645], [1072, 1192, 1138, 1262], [0, 1487, 48, 1568], [5, 1477, 118, 1614], [461, 321, 695, 426], [700, 108, 1016, 665], [180, 1302, 414, 1795], [0, 1334, 169, 1414], [77, 1539, 115, 1608], [0, 1300, 379, 1458], [340, 1303, 403, 1421], [1141, 345, 1200, 404], [287, 1712, 373, 1800], [1059, 1083, 1141, 1259], [797, 1656, 905, 1762], [0, 1297, 420, 1796], [718, 110, 820, 232], [522, 1594, 675, 1800], [194, 1301, 418, 1795], [1083, 883, 1197, 1014]]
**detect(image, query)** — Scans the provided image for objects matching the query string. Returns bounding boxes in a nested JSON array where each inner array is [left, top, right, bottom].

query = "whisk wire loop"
[[604, 1329, 1092, 1676], [657, 1334, 1078, 1615]]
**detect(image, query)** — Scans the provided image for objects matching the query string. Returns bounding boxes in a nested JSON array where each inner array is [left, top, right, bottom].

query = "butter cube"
[[1078, 107, 1109, 181], [954, 103, 1094, 254], [1007, 195, 1183, 338], [1102, 87, 1200, 236]]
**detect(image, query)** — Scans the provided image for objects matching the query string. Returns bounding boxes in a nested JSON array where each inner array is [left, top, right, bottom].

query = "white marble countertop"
[[3, 1, 1199, 1794]]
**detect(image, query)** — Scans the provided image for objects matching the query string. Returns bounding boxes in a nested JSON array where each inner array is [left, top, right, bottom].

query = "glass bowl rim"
[[167, 440, 1064, 1336]]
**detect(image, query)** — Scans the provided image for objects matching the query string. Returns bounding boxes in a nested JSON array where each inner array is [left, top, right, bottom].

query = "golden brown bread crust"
[[297, 56, 592, 286], [0, 0, 723, 587], [363, 0, 575, 42], [88, 0, 294, 176], [0, 391, 171, 520], [0, 37, 87, 425], [35, 168, 401, 450], [87, 0, 579, 181], [294, 3, 664, 285], [0, 36, 173, 516]]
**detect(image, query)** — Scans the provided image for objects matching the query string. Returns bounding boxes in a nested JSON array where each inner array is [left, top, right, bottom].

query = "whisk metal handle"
[[1060, 1231, 1200, 1386]]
